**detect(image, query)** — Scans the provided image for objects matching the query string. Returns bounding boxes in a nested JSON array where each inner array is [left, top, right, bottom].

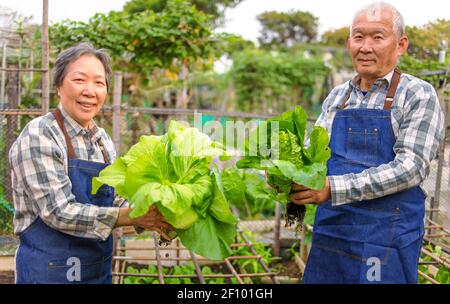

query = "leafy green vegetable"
[[237, 106, 331, 197], [221, 167, 277, 219], [93, 120, 237, 260], [236, 106, 330, 227]]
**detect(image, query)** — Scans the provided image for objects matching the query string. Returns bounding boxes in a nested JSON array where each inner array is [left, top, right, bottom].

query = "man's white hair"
[[350, 1, 405, 38]]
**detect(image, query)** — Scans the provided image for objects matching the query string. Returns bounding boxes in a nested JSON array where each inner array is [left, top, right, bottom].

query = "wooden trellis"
[[111, 226, 280, 284]]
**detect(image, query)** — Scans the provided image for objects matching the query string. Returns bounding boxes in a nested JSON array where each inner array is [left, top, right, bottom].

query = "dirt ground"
[[0, 271, 14, 284]]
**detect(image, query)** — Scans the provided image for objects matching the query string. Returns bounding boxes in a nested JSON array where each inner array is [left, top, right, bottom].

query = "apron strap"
[[383, 67, 401, 110], [98, 140, 110, 164], [338, 88, 352, 111], [52, 108, 110, 163], [338, 67, 402, 111], [52, 108, 77, 159]]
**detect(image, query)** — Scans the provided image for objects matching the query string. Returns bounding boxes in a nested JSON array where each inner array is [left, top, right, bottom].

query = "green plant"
[[50, 0, 219, 74], [122, 232, 278, 285], [123, 262, 231, 284], [231, 230, 275, 283], [257, 10, 319, 49], [229, 49, 329, 114], [201, 265, 225, 284], [93, 120, 237, 260], [418, 243, 450, 284], [406, 19, 450, 61], [167, 263, 196, 284], [287, 242, 298, 258], [0, 195, 14, 235], [238, 106, 330, 193], [19, 73, 43, 130], [123, 0, 244, 28], [399, 54, 448, 88], [123, 265, 160, 284], [123, 263, 196, 284], [221, 167, 276, 219], [302, 204, 317, 245], [236, 106, 330, 229]]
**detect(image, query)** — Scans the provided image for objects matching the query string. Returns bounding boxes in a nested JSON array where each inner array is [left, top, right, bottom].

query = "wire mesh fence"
[[1, 104, 449, 228], [0, 79, 449, 284], [0, 1, 449, 284]]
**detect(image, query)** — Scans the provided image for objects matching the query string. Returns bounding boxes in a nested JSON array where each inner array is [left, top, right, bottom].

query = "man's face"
[[57, 55, 107, 129], [348, 9, 408, 81]]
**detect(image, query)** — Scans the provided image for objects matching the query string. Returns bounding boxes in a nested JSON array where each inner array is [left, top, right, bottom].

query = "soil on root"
[[285, 202, 306, 230]]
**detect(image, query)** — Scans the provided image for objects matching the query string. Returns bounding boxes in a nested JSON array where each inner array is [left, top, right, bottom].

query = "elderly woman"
[[9, 42, 174, 284]]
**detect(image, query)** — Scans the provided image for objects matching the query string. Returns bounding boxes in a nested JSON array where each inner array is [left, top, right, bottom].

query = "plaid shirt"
[[316, 70, 445, 206], [9, 105, 126, 240]]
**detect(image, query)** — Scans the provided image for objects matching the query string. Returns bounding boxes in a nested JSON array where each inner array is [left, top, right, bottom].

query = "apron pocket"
[[89, 185, 114, 207], [47, 256, 107, 284], [345, 127, 379, 167], [360, 242, 406, 284]]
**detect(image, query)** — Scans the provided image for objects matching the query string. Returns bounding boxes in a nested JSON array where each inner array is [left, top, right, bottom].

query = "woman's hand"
[[115, 205, 175, 240]]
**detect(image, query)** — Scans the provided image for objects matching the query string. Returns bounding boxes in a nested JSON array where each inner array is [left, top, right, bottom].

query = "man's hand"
[[289, 177, 331, 205], [116, 205, 176, 240]]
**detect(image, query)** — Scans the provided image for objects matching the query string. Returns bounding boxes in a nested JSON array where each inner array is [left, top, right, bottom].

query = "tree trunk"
[[175, 65, 189, 109]]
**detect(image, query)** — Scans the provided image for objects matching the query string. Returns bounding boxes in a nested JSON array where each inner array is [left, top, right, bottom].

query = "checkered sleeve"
[[10, 122, 119, 240], [329, 81, 445, 205]]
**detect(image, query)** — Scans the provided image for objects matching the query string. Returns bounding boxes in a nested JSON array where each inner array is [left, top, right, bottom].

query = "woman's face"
[[57, 55, 107, 129]]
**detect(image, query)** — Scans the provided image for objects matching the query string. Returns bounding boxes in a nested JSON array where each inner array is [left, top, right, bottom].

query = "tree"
[[321, 26, 349, 47], [218, 34, 256, 58], [50, 1, 218, 74], [123, 0, 244, 27], [257, 10, 319, 49], [50, 0, 222, 144], [398, 55, 447, 88], [406, 19, 450, 61], [229, 49, 329, 113]]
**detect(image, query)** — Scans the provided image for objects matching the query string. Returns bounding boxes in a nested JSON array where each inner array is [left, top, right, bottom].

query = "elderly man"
[[289, 2, 445, 283], [9, 42, 174, 284]]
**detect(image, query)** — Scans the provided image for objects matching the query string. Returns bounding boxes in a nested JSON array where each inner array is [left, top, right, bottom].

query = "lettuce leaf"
[[177, 215, 235, 260], [237, 105, 331, 193], [92, 120, 237, 260], [221, 167, 278, 219], [209, 165, 239, 224]]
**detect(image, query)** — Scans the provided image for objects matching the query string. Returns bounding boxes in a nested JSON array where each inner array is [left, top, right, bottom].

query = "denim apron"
[[16, 109, 115, 284], [302, 69, 425, 284]]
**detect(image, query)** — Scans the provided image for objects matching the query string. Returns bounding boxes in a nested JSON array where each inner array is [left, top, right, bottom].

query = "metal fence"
[[1, 97, 449, 228], [0, 104, 283, 203], [0, 76, 449, 284], [1, 87, 448, 225]]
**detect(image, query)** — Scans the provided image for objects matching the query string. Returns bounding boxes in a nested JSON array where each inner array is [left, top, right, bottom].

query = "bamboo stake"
[[41, 0, 49, 114]]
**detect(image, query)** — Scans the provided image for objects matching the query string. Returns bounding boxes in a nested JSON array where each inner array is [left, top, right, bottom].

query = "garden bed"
[[0, 270, 14, 284], [113, 227, 298, 284]]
